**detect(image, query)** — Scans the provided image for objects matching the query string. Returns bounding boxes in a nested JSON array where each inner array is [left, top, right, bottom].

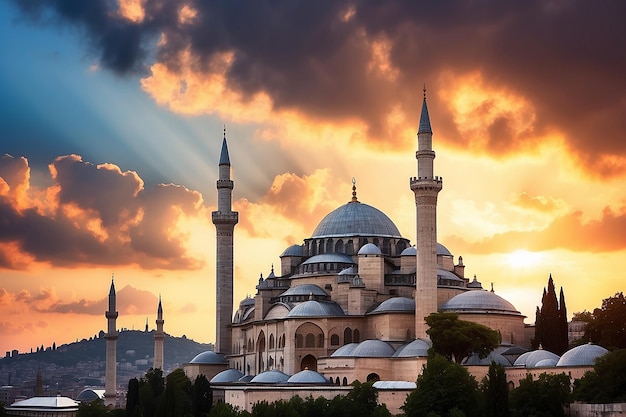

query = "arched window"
[[353, 329, 360, 343], [296, 334, 303, 348], [305, 333, 315, 348], [342, 377, 348, 386], [335, 239, 344, 253], [367, 373, 380, 382], [317, 333, 324, 348], [326, 239, 334, 253], [318, 240, 324, 254], [396, 240, 407, 254], [344, 327, 353, 344], [346, 240, 354, 255], [269, 334, 275, 349], [301, 354, 317, 371], [382, 239, 391, 255], [330, 334, 340, 346]]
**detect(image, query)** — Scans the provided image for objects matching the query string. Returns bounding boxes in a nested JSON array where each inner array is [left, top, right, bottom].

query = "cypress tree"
[[534, 275, 569, 355]]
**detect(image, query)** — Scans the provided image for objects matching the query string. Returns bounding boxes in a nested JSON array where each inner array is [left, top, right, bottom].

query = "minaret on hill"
[[104, 277, 118, 407], [153, 295, 165, 370], [410, 86, 443, 339], [212, 128, 238, 354]]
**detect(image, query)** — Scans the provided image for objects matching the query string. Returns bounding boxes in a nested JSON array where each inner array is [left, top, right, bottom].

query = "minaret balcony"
[[212, 211, 239, 224], [217, 179, 234, 190]]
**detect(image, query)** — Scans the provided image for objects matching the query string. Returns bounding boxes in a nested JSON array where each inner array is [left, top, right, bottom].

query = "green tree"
[[126, 378, 139, 417], [533, 275, 568, 355], [157, 368, 192, 417], [76, 399, 109, 417], [426, 312, 499, 363], [572, 349, 626, 403], [586, 292, 626, 349], [402, 354, 479, 417], [509, 373, 570, 417], [138, 368, 165, 417], [192, 374, 213, 417], [480, 363, 509, 417], [207, 401, 246, 417]]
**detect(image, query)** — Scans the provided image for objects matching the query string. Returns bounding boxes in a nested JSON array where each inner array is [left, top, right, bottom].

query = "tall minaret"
[[211, 128, 238, 354], [153, 295, 165, 370], [410, 86, 443, 339], [104, 277, 118, 407]]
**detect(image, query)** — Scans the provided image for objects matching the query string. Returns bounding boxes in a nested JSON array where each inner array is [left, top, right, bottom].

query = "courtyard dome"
[[331, 343, 359, 357], [279, 284, 327, 298], [514, 349, 560, 368], [368, 297, 415, 315], [286, 300, 345, 317], [440, 290, 522, 315], [556, 343, 608, 367], [211, 369, 244, 383], [189, 351, 227, 365], [358, 243, 382, 255], [392, 338, 431, 358], [250, 369, 290, 384], [311, 201, 402, 238], [535, 358, 558, 367], [349, 339, 396, 357], [302, 253, 355, 265], [437, 243, 453, 256], [401, 246, 417, 256], [287, 369, 330, 384]]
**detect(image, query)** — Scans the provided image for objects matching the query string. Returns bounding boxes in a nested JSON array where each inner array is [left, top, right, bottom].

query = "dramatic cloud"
[[0, 154, 206, 270], [10, 0, 626, 175], [448, 205, 626, 254]]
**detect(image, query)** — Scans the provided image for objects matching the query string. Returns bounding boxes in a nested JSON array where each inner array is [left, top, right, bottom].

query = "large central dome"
[[311, 201, 402, 238]]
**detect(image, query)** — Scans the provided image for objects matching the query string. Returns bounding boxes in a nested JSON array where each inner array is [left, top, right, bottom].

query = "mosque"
[[94, 90, 609, 413]]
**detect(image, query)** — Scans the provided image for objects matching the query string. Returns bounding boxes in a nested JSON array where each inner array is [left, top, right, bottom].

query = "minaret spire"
[[104, 275, 119, 407], [153, 295, 165, 370], [212, 127, 239, 354], [410, 85, 443, 339]]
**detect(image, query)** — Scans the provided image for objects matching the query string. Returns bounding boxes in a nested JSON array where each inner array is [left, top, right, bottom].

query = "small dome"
[[302, 253, 356, 265], [338, 266, 358, 275], [238, 375, 254, 383], [331, 343, 360, 357], [437, 269, 464, 283], [535, 358, 558, 367], [368, 297, 415, 315], [189, 351, 228, 365], [463, 352, 511, 366], [76, 389, 105, 402], [311, 201, 403, 239], [250, 369, 290, 384], [211, 369, 244, 383], [286, 300, 345, 317], [400, 246, 417, 256], [557, 343, 608, 367], [392, 338, 431, 358], [467, 276, 483, 289], [440, 290, 522, 315], [279, 284, 328, 298], [514, 349, 560, 368], [350, 339, 395, 357], [239, 297, 255, 307], [280, 244, 303, 257], [358, 243, 382, 255], [287, 370, 330, 384], [437, 243, 453, 256]]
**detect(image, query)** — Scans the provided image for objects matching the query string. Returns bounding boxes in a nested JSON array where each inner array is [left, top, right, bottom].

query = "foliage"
[[479, 363, 509, 417], [585, 292, 626, 349], [126, 378, 139, 417], [402, 354, 479, 417], [157, 368, 192, 417], [572, 349, 626, 403], [208, 401, 248, 417], [192, 374, 213, 417], [509, 373, 570, 417], [136, 368, 165, 417], [76, 399, 110, 417], [533, 275, 568, 355], [425, 312, 499, 363]]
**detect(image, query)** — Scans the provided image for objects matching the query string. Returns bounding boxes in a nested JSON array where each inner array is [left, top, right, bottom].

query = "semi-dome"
[[189, 351, 228, 365], [211, 369, 244, 383], [279, 284, 328, 298], [287, 369, 330, 384], [280, 244, 303, 257], [331, 343, 360, 357], [392, 338, 431, 358], [349, 339, 396, 357], [311, 201, 402, 238], [76, 389, 105, 402], [286, 300, 345, 317], [556, 343, 608, 367], [440, 290, 522, 315], [301, 253, 356, 265], [250, 369, 290, 384], [368, 297, 415, 315], [358, 243, 382, 255]]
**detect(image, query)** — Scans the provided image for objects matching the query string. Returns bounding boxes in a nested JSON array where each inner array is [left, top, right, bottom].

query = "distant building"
[[4, 396, 79, 417]]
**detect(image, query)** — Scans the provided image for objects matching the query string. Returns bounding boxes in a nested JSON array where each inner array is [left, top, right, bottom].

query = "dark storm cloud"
[[11, 0, 626, 173], [0, 154, 205, 270]]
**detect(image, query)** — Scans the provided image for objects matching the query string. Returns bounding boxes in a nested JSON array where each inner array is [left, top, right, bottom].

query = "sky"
[[1, 0, 625, 356]]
